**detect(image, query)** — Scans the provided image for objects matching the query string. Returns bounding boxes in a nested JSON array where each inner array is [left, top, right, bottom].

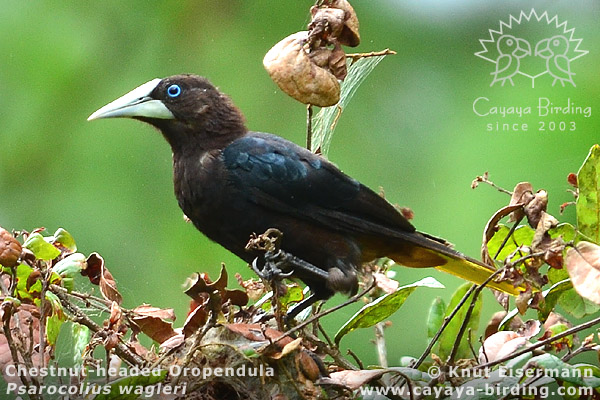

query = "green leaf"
[[46, 313, 63, 346], [93, 369, 167, 400], [426, 297, 445, 344], [15, 263, 35, 300], [53, 252, 86, 277], [436, 283, 482, 361], [279, 285, 304, 308], [311, 54, 390, 155], [334, 277, 443, 345], [45, 291, 65, 319], [487, 225, 535, 262], [23, 232, 60, 260], [548, 265, 570, 285], [537, 279, 572, 321], [528, 354, 600, 387], [576, 145, 600, 244], [72, 323, 91, 368], [549, 223, 586, 243], [52, 228, 77, 252], [558, 288, 600, 318]]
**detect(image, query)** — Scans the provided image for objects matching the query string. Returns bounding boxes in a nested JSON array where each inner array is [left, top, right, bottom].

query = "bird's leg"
[[271, 252, 329, 280]]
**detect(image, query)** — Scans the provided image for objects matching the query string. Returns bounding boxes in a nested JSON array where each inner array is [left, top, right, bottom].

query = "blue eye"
[[167, 84, 181, 98]]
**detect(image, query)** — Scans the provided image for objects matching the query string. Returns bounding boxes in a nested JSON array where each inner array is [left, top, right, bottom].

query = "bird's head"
[[497, 35, 531, 58], [535, 35, 569, 58], [88, 75, 247, 151]]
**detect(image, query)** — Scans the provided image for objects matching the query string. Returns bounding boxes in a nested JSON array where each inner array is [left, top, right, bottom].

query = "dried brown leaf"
[[373, 272, 399, 294], [516, 287, 532, 315], [507, 182, 534, 223], [565, 241, 600, 305], [235, 274, 266, 302], [567, 172, 578, 188], [481, 204, 525, 265], [269, 337, 303, 360], [479, 331, 529, 364], [524, 190, 549, 228], [182, 298, 208, 338], [131, 305, 177, 344], [81, 253, 122, 305], [319, 369, 388, 390]]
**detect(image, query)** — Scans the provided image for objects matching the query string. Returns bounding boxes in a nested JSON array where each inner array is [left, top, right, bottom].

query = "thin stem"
[[306, 104, 313, 151], [272, 280, 376, 344], [375, 322, 388, 368], [413, 285, 478, 369], [448, 267, 506, 364]]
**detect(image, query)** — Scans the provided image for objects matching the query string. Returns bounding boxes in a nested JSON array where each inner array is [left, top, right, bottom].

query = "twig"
[[272, 280, 377, 344], [472, 173, 512, 195], [345, 48, 397, 63], [174, 292, 221, 385], [346, 349, 364, 369], [374, 322, 388, 368], [413, 284, 478, 369], [448, 267, 506, 364], [317, 321, 334, 347], [475, 313, 600, 370], [2, 303, 38, 396], [306, 104, 313, 151], [50, 285, 145, 367], [562, 344, 599, 363], [493, 219, 522, 259], [303, 331, 356, 371], [38, 268, 48, 371]]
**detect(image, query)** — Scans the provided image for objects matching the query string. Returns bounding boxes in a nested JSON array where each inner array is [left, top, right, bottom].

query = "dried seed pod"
[[263, 31, 340, 107], [0, 227, 22, 267], [309, 7, 346, 44], [315, 0, 360, 47]]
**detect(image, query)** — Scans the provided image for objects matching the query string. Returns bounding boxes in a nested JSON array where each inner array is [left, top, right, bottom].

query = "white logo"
[[475, 9, 588, 87]]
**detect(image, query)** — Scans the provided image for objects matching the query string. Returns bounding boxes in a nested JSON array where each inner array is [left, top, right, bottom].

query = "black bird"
[[88, 74, 519, 316]]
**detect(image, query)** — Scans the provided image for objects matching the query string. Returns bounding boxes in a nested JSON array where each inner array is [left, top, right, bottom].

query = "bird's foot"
[[251, 254, 295, 281]]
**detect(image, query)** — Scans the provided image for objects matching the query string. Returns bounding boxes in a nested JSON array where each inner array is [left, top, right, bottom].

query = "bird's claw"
[[251, 256, 295, 281]]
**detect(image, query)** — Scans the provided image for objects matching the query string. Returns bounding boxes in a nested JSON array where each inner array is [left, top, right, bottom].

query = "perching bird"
[[490, 35, 531, 87], [535, 35, 575, 87], [88, 75, 520, 317]]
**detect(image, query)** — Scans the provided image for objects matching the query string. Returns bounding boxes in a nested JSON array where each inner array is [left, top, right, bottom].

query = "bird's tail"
[[433, 253, 520, 296], [385, 234, 522, 296]]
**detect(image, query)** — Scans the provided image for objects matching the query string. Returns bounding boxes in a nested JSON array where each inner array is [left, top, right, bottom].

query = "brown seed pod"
[[309, 7, 346, 44], [0, 227, 22, 267], [315, 0, 360, 47], [263, 31, 340, 107]]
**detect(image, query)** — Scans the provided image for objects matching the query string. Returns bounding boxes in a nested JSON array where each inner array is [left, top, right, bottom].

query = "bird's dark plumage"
[[88, 74, 519, 309]]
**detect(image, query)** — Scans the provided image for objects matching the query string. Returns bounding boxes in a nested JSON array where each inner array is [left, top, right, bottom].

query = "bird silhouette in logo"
[[535, 35, 575, 87], [490, 35, 532, 86]]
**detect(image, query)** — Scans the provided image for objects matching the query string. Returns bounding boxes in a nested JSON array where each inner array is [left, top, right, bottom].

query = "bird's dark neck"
[[147, 116, 247, 156]]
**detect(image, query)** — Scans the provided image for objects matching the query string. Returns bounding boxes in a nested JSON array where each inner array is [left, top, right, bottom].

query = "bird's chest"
[[172, 151, 243, 236]]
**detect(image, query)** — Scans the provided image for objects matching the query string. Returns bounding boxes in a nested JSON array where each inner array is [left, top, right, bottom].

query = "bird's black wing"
[[222, 132, 416, 237]]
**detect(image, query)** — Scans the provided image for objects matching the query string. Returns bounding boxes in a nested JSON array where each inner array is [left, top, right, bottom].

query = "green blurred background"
[[1, 1, 598, 366]]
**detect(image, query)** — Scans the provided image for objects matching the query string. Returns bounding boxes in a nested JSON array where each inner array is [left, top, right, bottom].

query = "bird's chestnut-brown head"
[[88, 74, 247, 151]]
